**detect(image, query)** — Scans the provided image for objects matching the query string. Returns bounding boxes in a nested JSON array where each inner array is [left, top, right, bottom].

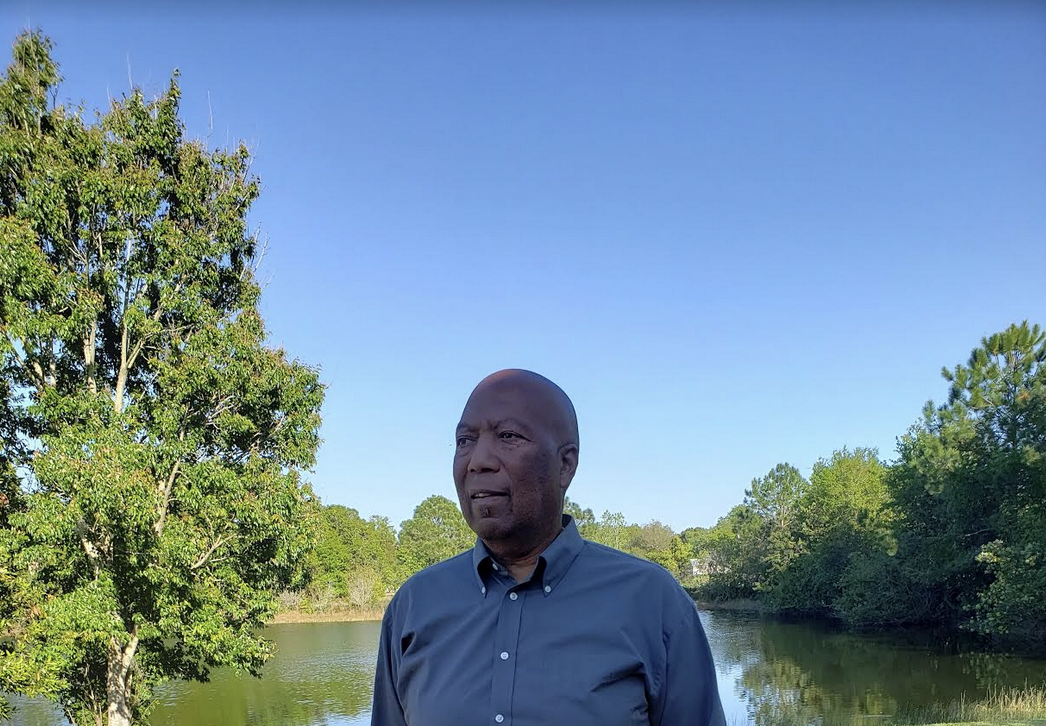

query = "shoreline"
[[692, 597, 767, 614], [269, 607, 385, 624]]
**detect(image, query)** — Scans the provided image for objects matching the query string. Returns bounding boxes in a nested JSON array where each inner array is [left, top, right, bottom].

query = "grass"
[[891, 686, 1046, 725], [271, 589, 389, 624], [741, 687, 1046, 726], [270, 606, 385, 624]]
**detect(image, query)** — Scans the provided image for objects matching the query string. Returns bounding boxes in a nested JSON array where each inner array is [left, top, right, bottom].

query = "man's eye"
[[498, 431, 521, 440], [456, 436, 472, 447]]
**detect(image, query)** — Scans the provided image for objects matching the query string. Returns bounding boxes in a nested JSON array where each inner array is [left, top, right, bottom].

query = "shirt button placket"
[[490, 587, 522, 726]]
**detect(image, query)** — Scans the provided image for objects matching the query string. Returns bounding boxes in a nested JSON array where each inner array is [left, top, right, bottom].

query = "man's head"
[[453, 369, 580, 555]]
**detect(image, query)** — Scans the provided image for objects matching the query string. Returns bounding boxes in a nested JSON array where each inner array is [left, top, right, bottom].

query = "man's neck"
[[485, 523, 564, 584]]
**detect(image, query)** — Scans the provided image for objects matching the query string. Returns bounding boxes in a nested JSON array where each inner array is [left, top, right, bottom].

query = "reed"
[[734, 686, 1046, 726], [891, 685, 1046, 725]]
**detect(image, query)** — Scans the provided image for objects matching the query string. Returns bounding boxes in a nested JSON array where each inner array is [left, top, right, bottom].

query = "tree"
[[397, 495, 474, 573], [563, 496, 595, 535], [306, 505, 364, 603], [889, 322, 1046, 635], [0, 377, 21, 722], [585, 509, 631, 551], [645, 534, 692, 578], [679, 526, 711, 581], [772, 448, 890, 616], [743, 463, 808, 587], [0, 32, 323, 726], [620, 520, 687, 575], [363, 515, 405, 591], [305, 505, 402, 607], [345, 566, 381, 609]]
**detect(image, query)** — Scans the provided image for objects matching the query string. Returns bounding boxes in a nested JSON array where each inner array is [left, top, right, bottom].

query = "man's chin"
[[469, 517, 515, 544]]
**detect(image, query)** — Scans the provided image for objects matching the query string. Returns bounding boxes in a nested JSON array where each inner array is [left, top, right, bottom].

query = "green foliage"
[[884, 323, 1046, 635], [305, 505, 401, 608], [691, 449, 894, 618], [583, 509, 632, 551], [692, 323, 1045, 641], [772, 448, 891, 616], [563, 496, 595, 533], [691, 504, 766, 599], [621, 520, 688, 576], [745, 463, 808, 579], [0, 31, 323, 725], [565, 501, 692, 575], [397, 495, 474, 572]]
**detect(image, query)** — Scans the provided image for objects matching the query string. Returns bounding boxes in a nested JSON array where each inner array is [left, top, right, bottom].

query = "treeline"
[[294, 496, 701, 611], [296, 322, 1044, 641], [689, 322, 1045, 640], [291, 495, 472, 612]]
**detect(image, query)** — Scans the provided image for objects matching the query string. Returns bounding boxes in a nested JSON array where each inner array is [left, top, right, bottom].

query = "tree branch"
[[154, 460, 180, 537], [2, 329, 45, 393], [76, 519, 107, 580], [190, 534, 236, 571]]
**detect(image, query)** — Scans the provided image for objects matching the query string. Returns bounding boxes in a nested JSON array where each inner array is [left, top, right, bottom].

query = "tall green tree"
[[890, 322, 1046, 635], [306, 505, 402, 606], [397, 495, 474, 572], [563, 496, 595, 534], [585, 509, 631, 551], [742, 463, 809, 591], [0, 32, 323, 726], [772, 448, 890, 616]]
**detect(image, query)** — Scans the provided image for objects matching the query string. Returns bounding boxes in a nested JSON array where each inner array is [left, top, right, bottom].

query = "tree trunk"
[[106, 635, 138, 726], [105, 670, 131, 726]]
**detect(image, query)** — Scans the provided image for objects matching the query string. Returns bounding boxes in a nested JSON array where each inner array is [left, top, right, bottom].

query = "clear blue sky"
[[5, 3, 1044, 532]]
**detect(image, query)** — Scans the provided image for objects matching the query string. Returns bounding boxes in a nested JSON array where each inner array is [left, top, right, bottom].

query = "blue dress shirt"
[[371, 516, 726, 726]]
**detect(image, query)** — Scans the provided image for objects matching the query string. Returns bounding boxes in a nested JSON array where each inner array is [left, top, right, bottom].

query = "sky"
[[3, 2, 1044, 532]]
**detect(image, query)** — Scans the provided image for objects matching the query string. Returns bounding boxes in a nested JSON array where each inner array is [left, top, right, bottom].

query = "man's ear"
[[558, 444, 579, 491]]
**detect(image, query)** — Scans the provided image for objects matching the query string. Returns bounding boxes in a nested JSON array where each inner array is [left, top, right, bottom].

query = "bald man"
[[371, 370, 725, 726]]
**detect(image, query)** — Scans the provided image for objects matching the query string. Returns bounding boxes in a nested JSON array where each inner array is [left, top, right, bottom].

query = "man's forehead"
[[456, 369, 580, 448], [459, 375, 558, 423], [455, 414, 533, 433]]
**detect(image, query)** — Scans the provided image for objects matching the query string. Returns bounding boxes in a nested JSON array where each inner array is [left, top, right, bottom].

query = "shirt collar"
[[472, 514, 585, 597]]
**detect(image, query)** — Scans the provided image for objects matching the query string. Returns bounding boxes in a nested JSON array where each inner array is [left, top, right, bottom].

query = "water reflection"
[[703, 610, 1046, 726], [5, 614, 1046, 726], [150, 622, 379, 726], [3, 622, 379, 726]]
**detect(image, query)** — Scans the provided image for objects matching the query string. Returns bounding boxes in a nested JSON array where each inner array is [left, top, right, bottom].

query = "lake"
[[7, 610, 1046, 725]]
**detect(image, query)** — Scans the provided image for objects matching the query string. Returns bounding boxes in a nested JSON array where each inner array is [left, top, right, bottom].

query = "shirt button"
[[495, 715, 505, 723], [500, 651, 509, 660], [544, 585, 552, 593], [509, 592, 518, 601], [481, 587, 486, 595]]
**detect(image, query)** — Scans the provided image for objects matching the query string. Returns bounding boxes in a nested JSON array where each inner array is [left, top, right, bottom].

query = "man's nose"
[[468, 433, 500, 474]]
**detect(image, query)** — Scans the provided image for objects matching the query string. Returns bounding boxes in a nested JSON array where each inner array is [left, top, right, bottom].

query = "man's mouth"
[[470, 490, 508, 500]]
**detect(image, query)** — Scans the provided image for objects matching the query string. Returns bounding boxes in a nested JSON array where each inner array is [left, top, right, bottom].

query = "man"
[[372, 369, 725, 726]]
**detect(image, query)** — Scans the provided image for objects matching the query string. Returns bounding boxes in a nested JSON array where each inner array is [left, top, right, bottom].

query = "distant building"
[[689, 558, 709, 577]]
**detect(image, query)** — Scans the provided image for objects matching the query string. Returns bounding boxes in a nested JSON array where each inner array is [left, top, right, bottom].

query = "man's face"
[[453, 377, 567, 549]]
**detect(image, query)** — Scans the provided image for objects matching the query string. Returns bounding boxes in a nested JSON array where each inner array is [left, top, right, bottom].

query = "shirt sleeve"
[[651, 603, 727, 726], [371, 605, 409, 726]]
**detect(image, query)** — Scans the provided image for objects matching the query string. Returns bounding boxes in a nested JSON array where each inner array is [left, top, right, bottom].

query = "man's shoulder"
[[578, 540, 697, 617], [390, 550, 474, 604]]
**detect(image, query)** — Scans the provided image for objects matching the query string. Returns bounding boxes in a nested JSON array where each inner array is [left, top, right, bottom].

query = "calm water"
[[6, 611, 1046, 725]]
